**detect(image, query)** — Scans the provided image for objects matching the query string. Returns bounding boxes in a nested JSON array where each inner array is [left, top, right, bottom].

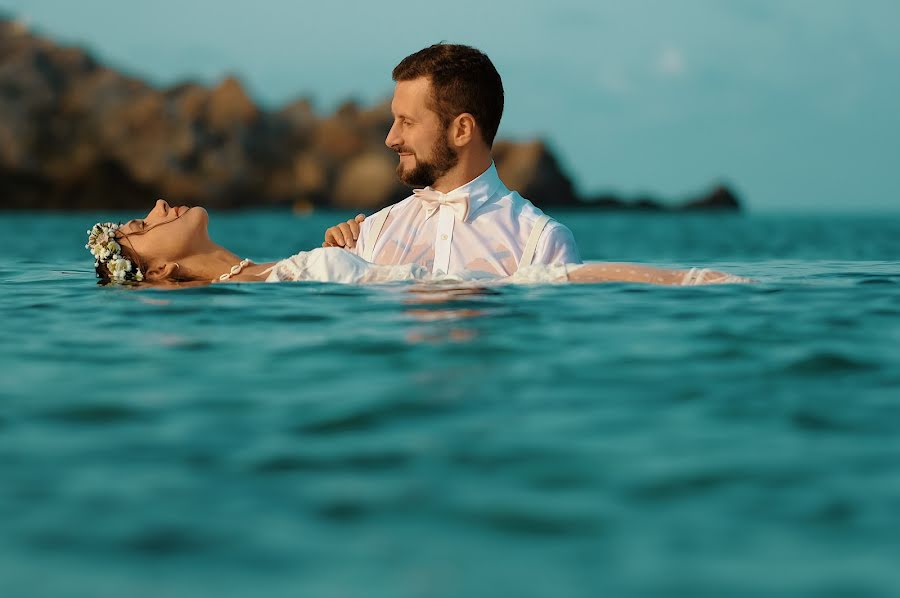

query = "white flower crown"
[[86, 222, 144, 283]]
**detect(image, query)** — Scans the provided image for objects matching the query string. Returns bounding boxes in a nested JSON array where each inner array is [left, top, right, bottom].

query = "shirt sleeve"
[[533, 220, 582, 265]]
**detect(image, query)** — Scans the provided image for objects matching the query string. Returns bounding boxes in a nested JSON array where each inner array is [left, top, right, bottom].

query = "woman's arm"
[[567, 263, 748, 285]]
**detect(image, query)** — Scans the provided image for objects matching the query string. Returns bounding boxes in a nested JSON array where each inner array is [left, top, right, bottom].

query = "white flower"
[[87, 221, 143, 284], [108, 257, 131, 281]]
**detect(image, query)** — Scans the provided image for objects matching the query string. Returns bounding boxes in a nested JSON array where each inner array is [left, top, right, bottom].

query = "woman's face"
[[116, 199, 209, 270]]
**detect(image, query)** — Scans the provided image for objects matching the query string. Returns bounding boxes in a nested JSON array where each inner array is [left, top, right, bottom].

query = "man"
[[323, 44, 580, 276]]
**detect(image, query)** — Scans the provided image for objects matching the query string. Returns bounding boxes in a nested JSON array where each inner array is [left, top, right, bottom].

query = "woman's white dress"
[[264, 247, 572, 284], [262, 247, 750, 285]]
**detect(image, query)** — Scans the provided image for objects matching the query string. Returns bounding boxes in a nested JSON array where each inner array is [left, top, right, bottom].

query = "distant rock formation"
[[493, 140, 581, 207], [584, 184, 742, 212], [0, 17, 742, 212]]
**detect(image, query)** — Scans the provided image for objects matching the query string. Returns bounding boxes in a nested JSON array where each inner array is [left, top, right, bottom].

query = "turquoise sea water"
[[1, 211, 899, 597]]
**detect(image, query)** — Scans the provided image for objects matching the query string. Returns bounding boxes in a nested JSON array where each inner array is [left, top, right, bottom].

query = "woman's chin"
[[188, 205, 209, 225], [179, 206, 211, 240]]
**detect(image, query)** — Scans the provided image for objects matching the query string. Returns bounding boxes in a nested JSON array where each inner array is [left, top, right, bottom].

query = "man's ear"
[[450, 113, 477, 148], [145, 262, 179, 282]]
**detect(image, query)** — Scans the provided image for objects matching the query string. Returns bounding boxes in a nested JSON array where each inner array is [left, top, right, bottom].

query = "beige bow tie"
[[413, 188, 470, 222]]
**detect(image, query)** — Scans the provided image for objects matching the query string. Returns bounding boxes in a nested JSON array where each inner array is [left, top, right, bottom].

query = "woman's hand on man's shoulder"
[[323, 214, 366, 248]]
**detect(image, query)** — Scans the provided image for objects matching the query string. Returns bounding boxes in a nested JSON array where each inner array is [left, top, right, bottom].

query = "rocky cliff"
[[0, 18, 741, 212]]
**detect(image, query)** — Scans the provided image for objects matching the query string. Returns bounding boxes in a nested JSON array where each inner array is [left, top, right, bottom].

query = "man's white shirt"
[[349, 162, 581, 276]]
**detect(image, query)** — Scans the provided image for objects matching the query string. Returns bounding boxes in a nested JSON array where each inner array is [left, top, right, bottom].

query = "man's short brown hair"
[[392, 44, 504, 147]]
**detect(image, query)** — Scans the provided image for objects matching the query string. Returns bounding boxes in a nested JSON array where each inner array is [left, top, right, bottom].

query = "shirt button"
[[441, 234, 448, 240]]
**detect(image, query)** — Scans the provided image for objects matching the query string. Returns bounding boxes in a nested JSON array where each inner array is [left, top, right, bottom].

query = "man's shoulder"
[[386, 194, 420, 216], [380, 194, 419, 214], [361, 195, 417, 230], [493, 189, 569, 227], [541, 217, 576, 244]]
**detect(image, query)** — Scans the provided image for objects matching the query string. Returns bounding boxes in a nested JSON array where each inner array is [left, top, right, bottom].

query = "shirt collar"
[[426, 162, 505, 220]]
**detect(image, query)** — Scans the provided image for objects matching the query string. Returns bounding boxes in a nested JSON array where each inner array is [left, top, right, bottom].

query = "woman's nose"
[[154, 199, 170, 215]]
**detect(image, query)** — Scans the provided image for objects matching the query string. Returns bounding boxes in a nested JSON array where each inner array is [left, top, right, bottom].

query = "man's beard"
[[396, 132, 459, 188]]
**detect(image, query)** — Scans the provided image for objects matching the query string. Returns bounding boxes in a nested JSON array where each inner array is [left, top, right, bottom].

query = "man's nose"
[[385, 122, 401, 150]]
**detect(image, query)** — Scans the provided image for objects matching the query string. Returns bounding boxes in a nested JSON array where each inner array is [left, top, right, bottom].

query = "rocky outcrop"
[[584, 184, 743, 211], [493, 140, 581, 207], [681, 185, 741, 211], [0, 18, 742, 212]]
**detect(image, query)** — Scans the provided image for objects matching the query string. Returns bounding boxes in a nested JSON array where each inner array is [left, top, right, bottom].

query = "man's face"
[[385, 77, 458, 187]]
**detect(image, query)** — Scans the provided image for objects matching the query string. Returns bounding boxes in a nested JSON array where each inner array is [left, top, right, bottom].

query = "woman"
[[87, 200, 750, 286]]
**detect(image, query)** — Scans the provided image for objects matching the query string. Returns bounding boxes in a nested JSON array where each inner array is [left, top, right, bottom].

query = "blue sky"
[[3, 0, 899, 211]]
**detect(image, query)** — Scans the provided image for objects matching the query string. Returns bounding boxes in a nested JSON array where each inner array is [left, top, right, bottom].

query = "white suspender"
[[362, 207, 392, 262], [519, 215, 550, 268]]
